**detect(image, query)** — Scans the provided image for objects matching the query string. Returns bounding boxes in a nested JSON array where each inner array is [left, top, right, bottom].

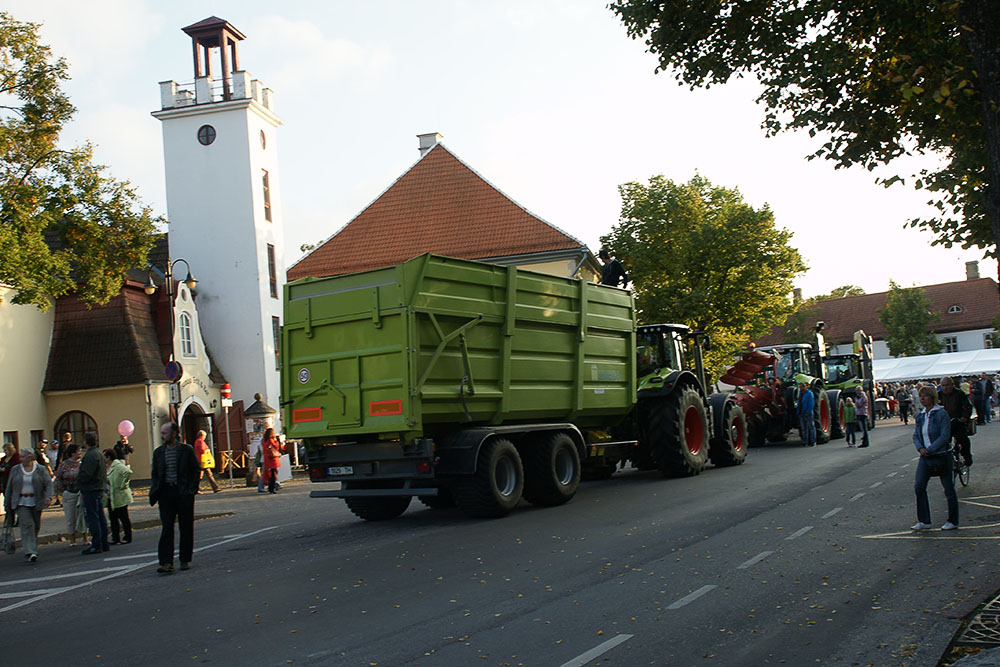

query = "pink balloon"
[[117, 420, 135, 437]]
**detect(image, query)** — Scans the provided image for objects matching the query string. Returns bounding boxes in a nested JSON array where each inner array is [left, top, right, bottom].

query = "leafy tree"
[[0, 12, 156, 309], [878, 280, 943, 356], [601, 174, 806, 380], [609, 1, 1000, 279], [780, 285, 867, 343]]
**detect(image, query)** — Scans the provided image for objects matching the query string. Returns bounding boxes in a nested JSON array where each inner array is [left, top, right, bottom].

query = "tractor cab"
[[757, 344, 820, 384], [636, 323, 689, 376], [823, 355, 859, 386]]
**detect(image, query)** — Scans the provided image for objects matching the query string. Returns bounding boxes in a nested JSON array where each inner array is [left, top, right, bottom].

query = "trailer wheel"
[[522, 432, 581, 507], [454, 438, 524, 518], [644, 387, 709, 477], [343, 486, 412, 521], [419, 486, 456, 509], [708, 402, 748, 467], [813, 388, 831, 444]]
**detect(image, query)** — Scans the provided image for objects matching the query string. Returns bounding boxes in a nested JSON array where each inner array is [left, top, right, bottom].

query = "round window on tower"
[[260, 130, 267, 149], [197, 125, 217, 146]]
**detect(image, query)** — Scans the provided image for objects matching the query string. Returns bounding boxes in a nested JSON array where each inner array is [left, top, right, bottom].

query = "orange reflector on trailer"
[[293, 407, 322, 422], [369, 399, 403, 416]]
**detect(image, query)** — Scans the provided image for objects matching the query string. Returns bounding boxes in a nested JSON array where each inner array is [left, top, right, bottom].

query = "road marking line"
[[667, 585, 717, 610], [737, 551, 774, 569], [886, 472, 897, 478], [870, 481, 883, 489], [961, 500, 1000, 511], [850, 493, 865, 502], [911, 456, 920, 461], [786, 526, 813, 540], [0, 587, 72, 599], [559, 634, 633, 667], [0, 525, 279, 615], [103, 526, 279, 563], [0, 566, 132, 588], [821, 507, 843, 519]]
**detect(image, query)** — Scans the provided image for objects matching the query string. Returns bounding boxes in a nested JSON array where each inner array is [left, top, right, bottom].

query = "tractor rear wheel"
[[522, 432, 581, 507], [453, 438, 524, 518], [643, 387, 709, 477], [813, 388, 831, 444], [826, 389, 842, 439], [709, 402, 748, 467]]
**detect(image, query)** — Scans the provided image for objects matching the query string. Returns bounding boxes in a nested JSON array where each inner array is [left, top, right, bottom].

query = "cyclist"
[[939, 376, 973, 467]]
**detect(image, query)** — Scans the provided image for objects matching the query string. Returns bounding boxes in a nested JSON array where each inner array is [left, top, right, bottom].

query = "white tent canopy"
[[873, 349, 1000, 382]]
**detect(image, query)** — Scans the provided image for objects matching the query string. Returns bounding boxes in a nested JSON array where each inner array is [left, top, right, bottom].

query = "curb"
[[8, 512, 234, 551]]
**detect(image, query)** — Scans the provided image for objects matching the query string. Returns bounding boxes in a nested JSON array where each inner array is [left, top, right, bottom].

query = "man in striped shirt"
[[149, 422, 199, 575]]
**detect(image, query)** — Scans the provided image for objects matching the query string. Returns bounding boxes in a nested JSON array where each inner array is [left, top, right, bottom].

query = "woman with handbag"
[[912, 385, 957, 531], [193, 431, 220, 494], [261, 428, 283, 494], [3, 448, 54, 562]]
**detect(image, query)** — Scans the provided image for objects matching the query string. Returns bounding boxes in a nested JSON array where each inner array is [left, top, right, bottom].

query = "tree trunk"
[[959, 0, 1000, 291]]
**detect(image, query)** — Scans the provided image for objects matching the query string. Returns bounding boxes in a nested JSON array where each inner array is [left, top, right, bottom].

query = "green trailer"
[[282, 254, 746, 520]]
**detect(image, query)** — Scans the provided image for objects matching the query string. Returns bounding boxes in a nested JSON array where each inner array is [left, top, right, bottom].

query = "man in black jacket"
[[149, 422, 199, 574], [78, 432, 110, 555]]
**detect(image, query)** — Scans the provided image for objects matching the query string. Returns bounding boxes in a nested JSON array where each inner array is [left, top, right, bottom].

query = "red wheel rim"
[[684, 405, 704, 455], [820, 398, 830, 432], [731, 414, 745, 452]]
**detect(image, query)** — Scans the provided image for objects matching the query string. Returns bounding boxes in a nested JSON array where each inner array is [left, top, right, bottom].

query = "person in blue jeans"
[[77, 432, 110, 554], [912, 385, 957, 531], [854, 386, 871, 447], [797, 382, 816, 446]]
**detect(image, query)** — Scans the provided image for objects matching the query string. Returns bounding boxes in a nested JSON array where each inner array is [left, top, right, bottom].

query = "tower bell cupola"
[[183, 16, 245, 101]]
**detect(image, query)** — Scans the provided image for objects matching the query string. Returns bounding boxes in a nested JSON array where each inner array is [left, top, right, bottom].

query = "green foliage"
[[781, 285, 866, 343], [601, 174, 806, 381], [609, 1, 1000, 267], [0, 12, 157, 309], [877, 280, 943, 357]]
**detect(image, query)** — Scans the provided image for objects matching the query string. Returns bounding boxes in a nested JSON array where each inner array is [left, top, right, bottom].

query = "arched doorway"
[[54, 410, 98, 450], [179, 400, 213, 448]]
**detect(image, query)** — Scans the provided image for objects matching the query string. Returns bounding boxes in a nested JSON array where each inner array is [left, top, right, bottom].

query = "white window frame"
[[985, 332, 995, 350], [943, 335, 958, 353], [180, 312, 196, 358]]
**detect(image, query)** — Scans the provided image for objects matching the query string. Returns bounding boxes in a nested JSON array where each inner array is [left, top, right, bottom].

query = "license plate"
[[328, 466, 353, 476]]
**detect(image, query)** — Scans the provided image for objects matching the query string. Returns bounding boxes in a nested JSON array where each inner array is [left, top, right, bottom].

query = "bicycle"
[[952, 444, 970, 487]]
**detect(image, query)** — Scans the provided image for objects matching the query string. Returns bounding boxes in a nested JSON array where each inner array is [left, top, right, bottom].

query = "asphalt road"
[[2, 420, 999, 666]]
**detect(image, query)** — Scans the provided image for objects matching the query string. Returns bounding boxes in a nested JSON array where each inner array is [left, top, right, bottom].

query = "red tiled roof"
[[287, 144, 586, 281], [754, 278, 1000, 346]]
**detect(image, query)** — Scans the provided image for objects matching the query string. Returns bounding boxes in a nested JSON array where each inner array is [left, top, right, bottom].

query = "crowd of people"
[[871, 373, 998, 425], [1, 431, 134, 562]]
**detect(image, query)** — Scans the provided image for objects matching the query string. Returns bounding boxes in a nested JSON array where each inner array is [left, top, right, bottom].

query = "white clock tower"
[[152, 17, 285, 426]]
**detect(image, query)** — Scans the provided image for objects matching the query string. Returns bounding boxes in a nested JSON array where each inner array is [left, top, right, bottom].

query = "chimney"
[[792, 287, 803, 303], [966, 260, 980, 280], [417, 132, 442, 157]]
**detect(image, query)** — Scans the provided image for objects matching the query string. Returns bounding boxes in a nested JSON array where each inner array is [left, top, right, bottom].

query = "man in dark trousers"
[[149, 421, 199, 574], [940, 376, 974, 466], [78, 432, 110, 555], [598, 249, 629, 288]]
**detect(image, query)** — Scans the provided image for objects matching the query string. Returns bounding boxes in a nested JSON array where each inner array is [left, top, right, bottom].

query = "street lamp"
[[144, 258, 198, 362]]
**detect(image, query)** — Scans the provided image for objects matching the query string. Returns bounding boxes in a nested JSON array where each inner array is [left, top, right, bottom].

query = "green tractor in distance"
[[721, 322, 832, 446], [822, 330, 876, 432]]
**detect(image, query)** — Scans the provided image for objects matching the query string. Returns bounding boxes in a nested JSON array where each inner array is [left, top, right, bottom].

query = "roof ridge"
[[287, 142, 441, 273], [438, 143, 588, 249]]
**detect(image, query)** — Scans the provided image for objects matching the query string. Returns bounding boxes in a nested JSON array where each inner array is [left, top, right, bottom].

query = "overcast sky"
[[9, 0, 997, 297]]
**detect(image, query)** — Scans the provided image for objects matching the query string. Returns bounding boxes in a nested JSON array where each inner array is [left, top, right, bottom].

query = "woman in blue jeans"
[[912, 385, 957, 531]]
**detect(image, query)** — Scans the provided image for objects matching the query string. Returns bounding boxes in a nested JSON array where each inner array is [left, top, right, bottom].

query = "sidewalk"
[[3, 469, 310, 550]]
